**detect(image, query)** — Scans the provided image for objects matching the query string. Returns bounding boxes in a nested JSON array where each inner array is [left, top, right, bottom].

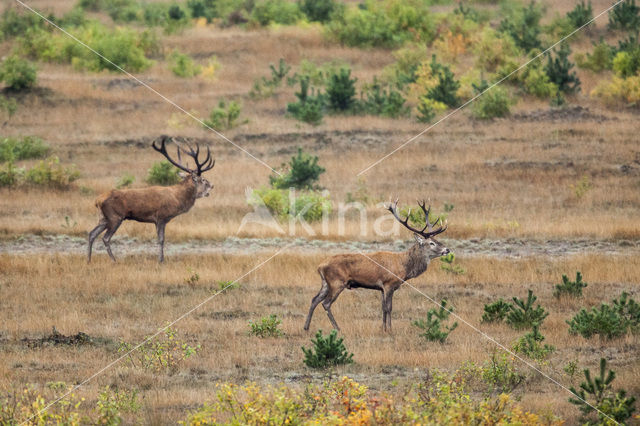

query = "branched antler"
[[152, 136, 215, 176], [387, 198, 447, 238]]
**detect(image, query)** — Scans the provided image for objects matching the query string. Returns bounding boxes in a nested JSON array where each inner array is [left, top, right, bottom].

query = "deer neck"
[[175, 178, 197, 212], [403, 243, 429, 280]]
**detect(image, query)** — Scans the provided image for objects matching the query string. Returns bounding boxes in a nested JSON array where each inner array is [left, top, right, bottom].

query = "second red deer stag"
[[304, 200, 449, 332], [88, 136, 215, 263]]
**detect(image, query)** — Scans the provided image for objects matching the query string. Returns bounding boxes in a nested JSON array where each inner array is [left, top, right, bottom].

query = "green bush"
[[118, 327, 199, 373], [326, 68, 356, 112], [203, 99, 245, 130], [608, 0, 640, 32], [359, 78, 409, 118], [290, 191, 332, 222], [522, 65, 558, 99], [412, 299, 458, 343], [498, 1, 542, 52], [251, 0, 303, 26], [416, 96, 447, 123], [0, 54, 36, 91], [576, 40, 614, 72], [567, 292, 640, 339], [425, 56, 460, 108], [326, 0, 435, 48], [473, 27, 519, 73], [471, 86, 510, 119], [24, 156, 80, 189], [0, 7, 44, 40], [248, 314, 284, 338], [0, 160, 24, 187], [287, 76, 326, 125], [0, 136, 49, 162], [146, 160, 181, 186], [481, 352, 524, 393], [512, 324, 555, 360], [567, 0, 593, 29], [554, 271, 587, 298], [569, 358, 636, 424], [545, 44, 580, 94], [103, 0, 141, 22], [302, 329, 353, 368], [169, 51, 201, 77], [298, 0, 341, 22], [505, 290, 549, 330], [440, 253, 465, 275], [250, 187, 331, 223], [270, 147, 325, 190], [482, 299, 513, 323], [116, 173, 135, 189]]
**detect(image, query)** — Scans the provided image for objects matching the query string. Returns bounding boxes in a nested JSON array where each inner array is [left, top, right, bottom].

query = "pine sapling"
[[413, 299, 458, 343], [482, 299, 513, 323], [506, 289, 549, 330], [554, 271, 588, 298], [302, 330, 354, 368]]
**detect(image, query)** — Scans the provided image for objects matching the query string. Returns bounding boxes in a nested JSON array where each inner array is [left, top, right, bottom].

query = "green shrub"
[[359, 77, 409, 118], [608, 0, 640, 32], [576, 40, 614, 72], [0, 136, 49, 162], [0, 54, 36, 91], [567, 292, 640, 339], [326, 0, 435, 48], [569, 358, 636, 424], [290, 191, 332, 222], [302, 329, 354, 368], [270, 147, 325, 190], [116, 173, 135, 189], [481, 351, 524, 393], [146, 160, 181, 186], [104, 0, 141, 22], [522, 66, 558, 98], [248, 314, 284, 338], [498, 1, 542, 52], [505, 290, 549, 330], [251, 0, 303, 26], [0, 160, 24, 187], [512, 324, 555, 360], [554, 271, 587, 298], [118, 326, 199, 373], [416, 96, 447, 123], [326, 68, 356, 112], [567, 0, 593, 29], [203, 99, 245, 130], [482, 299, 513, 323], [473, 27, 519, 73], [250, 187, 331, 223], [545, 44, 580, 94], [440, 253, 465, 275], [0, 7, 44, 40], [169, 50, 200, 78], [612, 50, 640, 77], [299, 0, 341, 22], [0, 95, 17, 120], [412, 299, 458, 343], [286, 76, 326, 125], [23, 156, 80, 189], [425, 56, 460, 108], [471, 86, 510, 119]]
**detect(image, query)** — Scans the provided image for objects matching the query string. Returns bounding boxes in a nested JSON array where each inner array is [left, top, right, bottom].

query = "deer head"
[[388, 199, 450, 260], [152, 135, 215, 198]]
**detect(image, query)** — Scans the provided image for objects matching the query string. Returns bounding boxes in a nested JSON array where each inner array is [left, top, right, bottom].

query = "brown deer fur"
[[304, 201, 449, 332], [88, 136, 214, 263]]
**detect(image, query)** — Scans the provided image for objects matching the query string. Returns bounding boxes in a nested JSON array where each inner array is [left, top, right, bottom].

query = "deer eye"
[[429, 241, 436, 247]]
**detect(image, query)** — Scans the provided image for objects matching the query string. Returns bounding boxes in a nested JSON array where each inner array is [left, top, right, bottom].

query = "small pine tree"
[[326, 68, 356, 112], [269, 147, 326, 190], [545, 44, 581, 94], [512, 323, 555, 360], [302, 329, 354, 368], [569, 358, 636, 424], [567, 0, 593, 29], [412, 299, 459, 343], [498, 1, 542, 51], [506, 290, 549, 330], [286, 76, 326, 125], [427, 56, 460, 108], [608, 0, 640, 32], [482, 299, 513, 323], [554, 271, 588, 297]]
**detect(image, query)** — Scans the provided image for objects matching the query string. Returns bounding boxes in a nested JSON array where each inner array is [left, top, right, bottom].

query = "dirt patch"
[[21, 327, 96, 348], [511, 105, 612, 123]]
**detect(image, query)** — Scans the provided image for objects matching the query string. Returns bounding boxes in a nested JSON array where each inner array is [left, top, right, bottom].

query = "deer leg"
[[87, 218, 108, 263], [304, 276, 329, 331], [156, 221, 167, 263], [322, 286, 345, 331], [385, 291, 394, 332], [102, 220, 122, 262]]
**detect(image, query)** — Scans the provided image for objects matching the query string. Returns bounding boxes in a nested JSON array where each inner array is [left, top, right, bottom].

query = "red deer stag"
[[88, 136, 214, 263], [304, 200, 449, 332]]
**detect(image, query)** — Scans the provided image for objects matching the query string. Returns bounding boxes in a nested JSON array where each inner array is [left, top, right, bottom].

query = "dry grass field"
[[1, 0, 639, 423]]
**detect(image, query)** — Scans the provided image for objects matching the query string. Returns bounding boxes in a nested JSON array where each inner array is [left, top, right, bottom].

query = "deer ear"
[[414, 233, 426, 245], [178, 171, 188, 179]]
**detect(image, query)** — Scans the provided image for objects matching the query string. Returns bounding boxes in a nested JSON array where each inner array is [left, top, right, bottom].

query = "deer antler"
[[152, 136, 215, 176], [387, 198, 447, 238]]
